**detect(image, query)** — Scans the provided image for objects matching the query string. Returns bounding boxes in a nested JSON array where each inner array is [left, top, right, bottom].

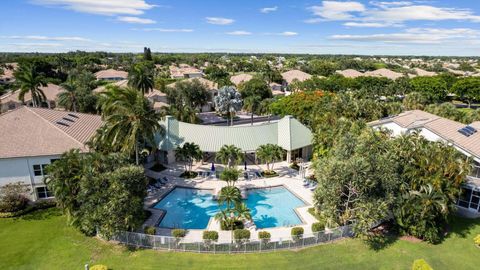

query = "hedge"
[[144, 226, 156, 235], [171, 229, 186, 238], [291, 227, 304, 239], [203, 231, 219, 242], [312, 221, 326, 232], [258, 231, 271, 241], [233, 229, 251, 242]]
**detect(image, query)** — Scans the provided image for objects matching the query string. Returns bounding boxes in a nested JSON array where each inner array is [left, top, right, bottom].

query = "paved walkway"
[[143, 162, 317, 243]]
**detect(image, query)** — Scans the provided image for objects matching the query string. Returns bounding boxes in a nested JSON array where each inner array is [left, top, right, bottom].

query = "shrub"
[[34, 199, 56, 210], [261, 171, 279, 178], [234, 229, 251, 242], [90, 265, 108, 270], [290, 162, 300, 171], [220, 220, 244, 230], [411, 259, 433, 270], [258, 231, 271, 242], [312, 221, 326, 232], [0, 183, 30, 213], [474, 234, 480, 246], [179, 171, 198, 179], [172, 229, 186, 238], [144, 226, 156, 235], [203, 231, 219, 242], [291, 227, 304, 239]]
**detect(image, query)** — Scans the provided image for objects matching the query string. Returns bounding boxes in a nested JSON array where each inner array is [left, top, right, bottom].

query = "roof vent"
[[458, 126, 477, 137], [56, 121, 70, 127], [62, 117, 75, 123], [67, 113, 79, 119]]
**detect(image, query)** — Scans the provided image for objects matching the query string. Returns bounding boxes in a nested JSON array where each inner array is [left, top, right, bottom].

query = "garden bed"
[[180, 171, 198, 179], [261, 171, 279, 178], [149, 163, 167, 172]]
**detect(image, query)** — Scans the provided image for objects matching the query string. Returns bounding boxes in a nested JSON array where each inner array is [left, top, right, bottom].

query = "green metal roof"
[[157, 116, 312, 152]]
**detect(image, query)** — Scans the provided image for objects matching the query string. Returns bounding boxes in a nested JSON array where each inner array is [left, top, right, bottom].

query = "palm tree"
[[128, 64, 154, 95], [217, 186, 241, 210], [58, 77, 79, 112], [258, 98, 274, 123], [243, 95, 262, 125], [219, 167, 240, 187], [175, 142, 203, 173], [94, 86, 163, 165], [234, 202, 252, 221], [15, 63, 47, 107], [256, 144, 284, 172], [216, 145, 244, 168]]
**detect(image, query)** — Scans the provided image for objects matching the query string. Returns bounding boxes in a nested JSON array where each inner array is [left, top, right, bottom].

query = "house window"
[[458, 188, 472, 208], [36, 186, 54, 199], [33, 164, 49, 176]]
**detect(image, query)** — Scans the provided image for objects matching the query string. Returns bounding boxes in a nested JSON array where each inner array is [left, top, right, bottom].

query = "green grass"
[[1, 208, 480, 270]]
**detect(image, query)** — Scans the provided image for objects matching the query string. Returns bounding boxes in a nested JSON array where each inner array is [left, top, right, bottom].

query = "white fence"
[[111, 225, 354, 253]]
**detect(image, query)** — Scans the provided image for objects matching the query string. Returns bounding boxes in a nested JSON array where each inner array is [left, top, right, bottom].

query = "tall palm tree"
[[128, 64, 154, 95], [256, 144, 284, 172], [217, 186, 241, 210], [216, 145, 244, 168], [219, 167, 240, 187], [15, 63, 47, 107], [234, 202, 252, 221], [94, 86, 163, 164], [58, 77, 79, 112], [175, 142, 203, 173], [243, 95, 262, 125]]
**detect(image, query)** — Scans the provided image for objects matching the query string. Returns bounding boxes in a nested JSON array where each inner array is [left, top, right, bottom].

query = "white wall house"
[[0, 107, 103, 200], [370, 110, 480, 218]]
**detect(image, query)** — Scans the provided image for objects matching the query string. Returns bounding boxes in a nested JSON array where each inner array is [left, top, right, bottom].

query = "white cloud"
[[279, 31, 298, 36], [205, 17, 234, 25], [133, 28, 193, 32], [307, 1, 480, 25], [1, 35, 90, 41], [330, 28, 479, 44], [343, 22, 402, 27], [260, 6, 278, 14], [226, 31, 252, 36], [116, 16, 155, 24], [309, 1, 366, 21], [33, 0, 155, 16], [9, 42, 64, 47]]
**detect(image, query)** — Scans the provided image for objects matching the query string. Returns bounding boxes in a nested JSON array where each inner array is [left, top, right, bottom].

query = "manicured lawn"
[[1, 208, 480, 270]]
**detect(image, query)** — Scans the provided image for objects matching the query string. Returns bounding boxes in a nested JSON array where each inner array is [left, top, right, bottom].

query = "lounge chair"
[[162, 176, 169, 183], [244, 172, 249, 180], [255, 172, 262, 178]]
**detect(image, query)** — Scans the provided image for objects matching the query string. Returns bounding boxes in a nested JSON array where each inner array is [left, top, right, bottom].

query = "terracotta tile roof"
[[230, 74, 253, 86], [336, 69, 364, 78], [365, 68, 404, 80], [281, 70, 312, 84], [167, 77, 218, 90], [93, 79, 129, 93], [0, 107, 103, 159], [0, 83, 63, 103], [94, 69, 128, 80], [414, 68, 437, 77]]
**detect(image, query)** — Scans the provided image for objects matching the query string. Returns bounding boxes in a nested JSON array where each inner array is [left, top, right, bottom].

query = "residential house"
[[335, 69, 364, 78], [281, 70, 312, 89], [94, 69, 128, 81], [369, 110, 480, 218], [0, 107, 103, 200], [230, 73, 253, 86], [0, 83, 63, 113], [364, 68, 404, 80]]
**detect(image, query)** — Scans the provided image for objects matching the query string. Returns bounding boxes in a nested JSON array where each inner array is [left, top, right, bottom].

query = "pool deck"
[[143, 161, 317, 243]]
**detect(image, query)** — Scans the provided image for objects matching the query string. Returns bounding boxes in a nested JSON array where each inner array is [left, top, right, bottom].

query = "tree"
[[410, 76, 448, 103], [234, 202, 252, 221], [217, 186, 241, 210], [243, 95, 262, 125], [403, 92, 427, 110], [175, 142, 203, 173], [451, 77, 480, 108], [165, 79, 210, 116], [15, 63, 47, 107], [205, 65, 230, 86], [255, 144, 284, 172], [94, 86, 163, 164], [216, 145, 244, 168], [128, 62, 154, 94], [220, 167, 240, 187], [143, 47, 152, 61], [214, 86, 243, 126], [238, 77, 272, 100], [58, 77, 79, 112]]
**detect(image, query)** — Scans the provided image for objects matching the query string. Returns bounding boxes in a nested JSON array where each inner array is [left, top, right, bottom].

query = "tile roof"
[[0, 107, 103, 159], [167, 77, 218, 90], [364, 68, 404, 80], [230, 74, 253, 86], [94, 69, 128, 80], [335, 69, 364, 78], [93, 79, 128, 93], [281, 70, 312, 84], [0, 83, 63, 103]]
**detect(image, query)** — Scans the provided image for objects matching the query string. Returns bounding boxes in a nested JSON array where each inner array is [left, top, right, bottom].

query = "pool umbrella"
[[211, 162, 215, 172]]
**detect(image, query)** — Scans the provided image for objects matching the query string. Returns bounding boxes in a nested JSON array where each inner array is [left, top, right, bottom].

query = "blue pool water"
[[153, 186, 305, 229]]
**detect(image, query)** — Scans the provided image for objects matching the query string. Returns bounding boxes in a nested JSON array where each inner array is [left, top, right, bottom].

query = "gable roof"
[[94, 69, 128, 80], [335, 69, 364, 78], [0, 83, 63, 103], [167, 77, 218, 90], [158, 115, 312, 152], [364, 68, 404, 80], [281, 70, 312, 84], [230, 74, 253, 86], [0, 107, 103, 159], [93, 79, 129, 93]]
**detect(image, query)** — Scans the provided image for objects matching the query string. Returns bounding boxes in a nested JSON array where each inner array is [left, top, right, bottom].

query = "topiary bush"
[[234, 229, 251, 243], [203, 231, 219, 242], [474, 234, 480, 247], [258, 231, 271, 243], [90, 265, 108, 270], [411, 259, 433, 270], [0, 183, 30, 213], [312, 221, 326, 233], [172, 229, 186, 238], [291, 227, 304, 240], [144, 226, 156, 235]]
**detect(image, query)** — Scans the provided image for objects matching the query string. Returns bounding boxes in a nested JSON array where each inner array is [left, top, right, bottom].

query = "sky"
[[1, 0, 480, 56]]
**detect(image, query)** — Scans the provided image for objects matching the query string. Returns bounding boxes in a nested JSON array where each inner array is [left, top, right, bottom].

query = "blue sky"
[[1, 0, 480, 55]]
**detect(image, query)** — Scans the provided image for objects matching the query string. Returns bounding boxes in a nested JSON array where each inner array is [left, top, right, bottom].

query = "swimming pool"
[[153, 186, 306, 229]]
